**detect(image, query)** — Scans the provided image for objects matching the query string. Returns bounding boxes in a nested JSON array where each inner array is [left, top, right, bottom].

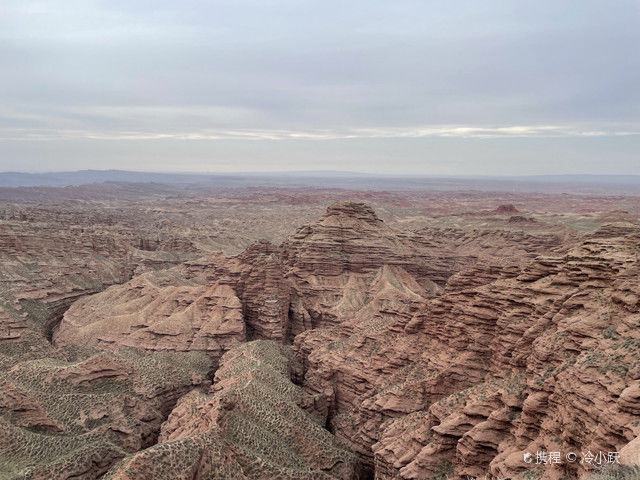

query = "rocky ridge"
[[0, 349, 211, 479], [104, 341, 361, 479]]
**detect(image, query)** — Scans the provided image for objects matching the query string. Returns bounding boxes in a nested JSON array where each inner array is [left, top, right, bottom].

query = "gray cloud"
[[0, 1, 639, 173]]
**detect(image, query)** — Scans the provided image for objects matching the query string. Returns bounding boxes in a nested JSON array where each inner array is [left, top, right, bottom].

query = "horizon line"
[[2, 169, 640, 178]]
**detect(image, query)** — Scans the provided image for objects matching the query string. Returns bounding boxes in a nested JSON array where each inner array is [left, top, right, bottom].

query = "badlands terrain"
[[1, 181, 640, 479]]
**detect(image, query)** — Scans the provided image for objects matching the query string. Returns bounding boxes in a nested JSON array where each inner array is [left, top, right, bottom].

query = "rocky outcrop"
[[52, 240, 295, 360], [53, 201, 573, 361], [0, 349, 211, 479], [54, 266, 246, 362], [222, 241, 292, 341], [493, 204, 519, 215], [0, 205, 217, 372], [282, 202, 442, 336], [104, 341, 362, 480], [509, 215, 537, 224]]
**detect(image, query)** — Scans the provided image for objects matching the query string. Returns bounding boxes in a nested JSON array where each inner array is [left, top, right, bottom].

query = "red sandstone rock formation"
[[54, 267, 246, 361], [5, 196, 640, 479], [282, 202, 443, 337], [294, 222, 640, 479], [493, 204, 520, 215], [53, 202, 447, 358]]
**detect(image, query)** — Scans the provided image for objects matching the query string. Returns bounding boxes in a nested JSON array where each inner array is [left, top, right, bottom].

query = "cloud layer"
[[0, 1, 638, 173]]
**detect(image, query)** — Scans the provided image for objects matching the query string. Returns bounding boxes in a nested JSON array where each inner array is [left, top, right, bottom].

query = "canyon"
[[1, 184, 640, 479]]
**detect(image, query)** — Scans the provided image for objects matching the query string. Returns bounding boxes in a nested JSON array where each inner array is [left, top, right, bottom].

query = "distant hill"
[[0, 170, 639, 194]]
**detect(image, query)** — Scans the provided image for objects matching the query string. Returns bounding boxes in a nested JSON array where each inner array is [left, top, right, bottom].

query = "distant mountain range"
[[1, 170, 639, 194]]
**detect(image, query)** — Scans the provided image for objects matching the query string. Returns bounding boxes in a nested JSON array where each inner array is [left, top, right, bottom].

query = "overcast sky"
[[1, 1, 638, 174]]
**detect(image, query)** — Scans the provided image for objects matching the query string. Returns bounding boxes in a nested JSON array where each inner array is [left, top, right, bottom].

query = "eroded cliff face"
[[4, 200, 639, 479], [282, 202, 444, 338], [294, 222, 640, 479], [52, 242, 294, 365]]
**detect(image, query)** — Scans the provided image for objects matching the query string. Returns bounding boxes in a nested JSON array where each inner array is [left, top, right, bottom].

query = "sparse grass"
[[603, 325, 619, 340], [104, 340, 360, 479], [0, 348, 211, 480], [522, 468, 544, 480], [429, 460, 453, 480], [587, 465, 640, 480]]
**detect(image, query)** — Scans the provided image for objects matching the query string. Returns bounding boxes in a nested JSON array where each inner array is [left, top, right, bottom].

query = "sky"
[[0, 1, 639, 175]]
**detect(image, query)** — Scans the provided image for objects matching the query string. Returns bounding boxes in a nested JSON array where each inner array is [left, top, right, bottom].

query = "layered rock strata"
[[54, 266, 246, 362], [294, 223, 640, 479]]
